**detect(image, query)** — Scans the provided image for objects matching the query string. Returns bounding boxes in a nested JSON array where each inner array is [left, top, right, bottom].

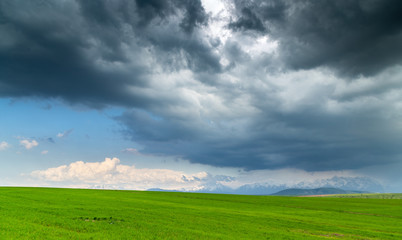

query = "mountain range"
[[271, 187, 369, 196], [193, 176, 383, 195]]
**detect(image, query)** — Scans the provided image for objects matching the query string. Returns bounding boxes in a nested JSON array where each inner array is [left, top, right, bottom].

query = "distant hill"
[[271, 187, 369, 196], [147, 188, 179, 192], [195, 176, 383, 195]]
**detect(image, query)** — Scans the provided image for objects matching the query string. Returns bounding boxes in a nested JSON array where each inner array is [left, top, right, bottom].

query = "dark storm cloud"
[[2, 0, 402, 173], [135, 0, 207, 33], [229, 0, 402, 77], [116, 58, 402, 172], [0, 0, 140, 107], [118, 100, 402, 171], [228, 0, 286, 33], [228, 7, 266, 32], [176, 0, 208, 34], [117, 109, 264, 168], [251, 109, 402, 171], [0, 0, 216, 107]]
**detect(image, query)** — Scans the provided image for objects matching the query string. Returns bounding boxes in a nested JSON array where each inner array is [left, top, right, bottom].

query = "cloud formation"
[[229, 0, 402, 77], [0, 141, 10, 151], [31, 157, 209, 191], [57, 129, 74, 138], [122, 148, 140, 154], [1, 0, 402, 173], [30, 157, 384, 193], [20, 139, 39, 150], [0, 0, 217, 107]]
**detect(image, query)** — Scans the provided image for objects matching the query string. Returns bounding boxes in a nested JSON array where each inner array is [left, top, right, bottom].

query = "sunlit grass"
[[327, 193, 402, 199], [0, 187, 401, 239]]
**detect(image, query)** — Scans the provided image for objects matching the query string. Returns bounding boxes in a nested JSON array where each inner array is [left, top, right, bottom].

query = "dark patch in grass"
[[76, 217, 124, 224], [320, 233, 345, 237]]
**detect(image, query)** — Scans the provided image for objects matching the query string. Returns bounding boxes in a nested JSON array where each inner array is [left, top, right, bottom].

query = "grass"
[[326, 193, 402, 199], [0, 187, 401, 239]]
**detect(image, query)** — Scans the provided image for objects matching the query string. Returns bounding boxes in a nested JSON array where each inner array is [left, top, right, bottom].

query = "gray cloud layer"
[[0, 0, 217, 106], [1, 0, 402, 172], [229, 0, 402, 77]]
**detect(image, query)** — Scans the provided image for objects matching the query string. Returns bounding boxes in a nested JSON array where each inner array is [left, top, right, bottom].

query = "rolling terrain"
[[271, 187, 368, 196], [327, 193, 402, 199], [0, 187, 401, 239]]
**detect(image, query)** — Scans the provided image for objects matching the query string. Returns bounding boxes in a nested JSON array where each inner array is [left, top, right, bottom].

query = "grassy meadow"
[[326, 193, 402, 199], [0, 187, 401, 239]]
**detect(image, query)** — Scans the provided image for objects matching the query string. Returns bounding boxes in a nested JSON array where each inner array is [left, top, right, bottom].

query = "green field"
[[327, 193, 402, 199], [0, 187, 401, 239]]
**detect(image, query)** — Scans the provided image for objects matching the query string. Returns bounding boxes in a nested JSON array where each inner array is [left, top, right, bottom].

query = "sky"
[[1, 0, 402, 193]]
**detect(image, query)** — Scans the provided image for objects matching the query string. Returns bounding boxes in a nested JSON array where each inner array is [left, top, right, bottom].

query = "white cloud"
[[57, 129, 73, 138], [20, 139, 39, 149], [0, 141, 10, 151], [202, 0, 225, 16], [41, 150, 49, 155], [29, 157, 382, 192], [122, 148, 139, 154], [31, 158, 209, 191]]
